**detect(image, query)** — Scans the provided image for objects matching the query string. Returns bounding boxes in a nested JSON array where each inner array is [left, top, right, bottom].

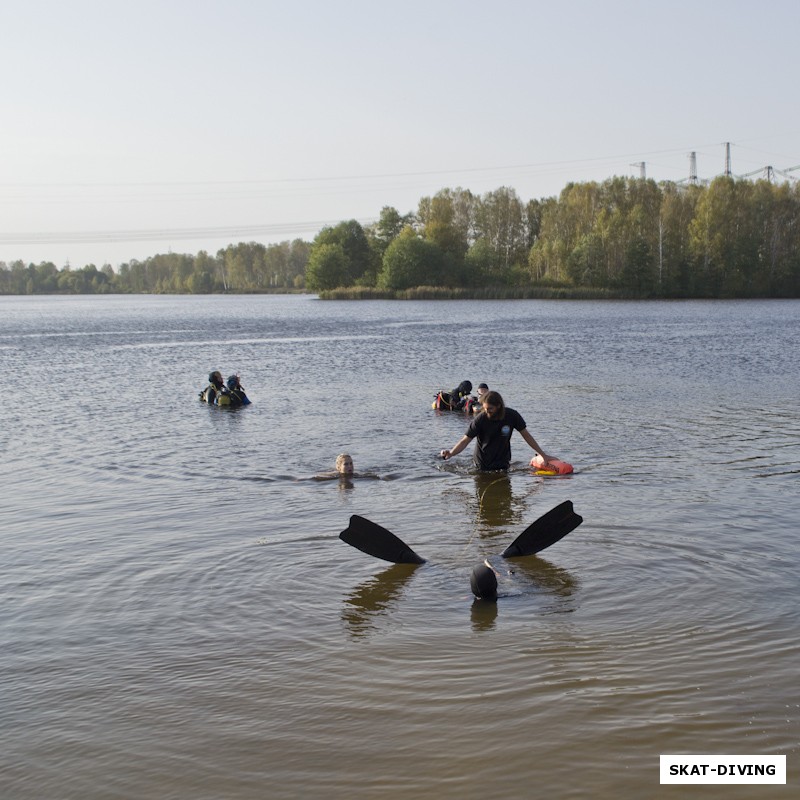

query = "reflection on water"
[[2, 295, 799, 800], [470, 597, 499, 630], [341, 563, 420, 638], [509, 554, 579, 597], [474, 472, 516, 525], [506, 554, 580, 614], [442, 471, 548, 540]]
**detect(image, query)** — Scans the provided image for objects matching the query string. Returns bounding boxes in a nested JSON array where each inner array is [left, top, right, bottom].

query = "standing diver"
[[440, 390, 555, 471]]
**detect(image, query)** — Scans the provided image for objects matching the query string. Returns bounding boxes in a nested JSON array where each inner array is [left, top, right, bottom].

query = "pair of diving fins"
[[339, 500, 583, 600]]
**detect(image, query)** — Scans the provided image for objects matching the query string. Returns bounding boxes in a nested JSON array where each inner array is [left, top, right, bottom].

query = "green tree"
[[305, 243, 349, 291], [287, 239, 311, 287], [689, 177, 740, 297], [187, 250, 216, 293], [313, 220, 374, 286], [657, 183, 700, 295], [32, 262, 59, 292], [474, 187, 528, 282], [378, 227, 446, 290], [368, 206, 413, 258], [218, 243, 265, 291], [566, 232, 605, 287], [755, 181, 800, 295], [418, 188, 475, 266], [619, 234, 654, 294], [416, 188, 476, 286], [528, 196, 572, 284], [525, 199, 543, 250], [465, 238, 494, 284]]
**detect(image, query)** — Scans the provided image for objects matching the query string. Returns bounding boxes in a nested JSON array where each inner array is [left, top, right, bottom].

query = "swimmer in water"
[[313, 453, 360, 481], [335, 453, 354, 475], [310, 454, 385, 482]]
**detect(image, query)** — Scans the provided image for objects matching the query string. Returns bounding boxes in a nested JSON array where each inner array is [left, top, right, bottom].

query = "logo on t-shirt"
[[501, 425, 511, 437]]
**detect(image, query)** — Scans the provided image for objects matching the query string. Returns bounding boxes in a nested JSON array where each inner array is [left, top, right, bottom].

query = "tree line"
[[2, 176, 799, 297], [0, 240, 312, 295]]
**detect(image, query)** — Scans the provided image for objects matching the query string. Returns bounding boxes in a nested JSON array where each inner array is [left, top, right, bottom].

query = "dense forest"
[[2, 176, 799, 298]]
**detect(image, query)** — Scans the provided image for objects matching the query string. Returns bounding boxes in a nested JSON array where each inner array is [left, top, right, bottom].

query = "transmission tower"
[[724, 142, 732, 177], [631, 162, 646, 179], [688, 152, 698, 184]]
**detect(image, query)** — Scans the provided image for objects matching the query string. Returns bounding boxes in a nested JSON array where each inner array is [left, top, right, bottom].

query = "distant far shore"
[[3, 286, 795, 300]]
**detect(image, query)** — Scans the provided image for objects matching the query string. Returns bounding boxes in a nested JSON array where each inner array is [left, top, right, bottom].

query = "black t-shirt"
[[465, 407, 527, 470]]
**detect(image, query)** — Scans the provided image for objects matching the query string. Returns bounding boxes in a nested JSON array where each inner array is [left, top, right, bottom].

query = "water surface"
[[1, 295, 798, 798]]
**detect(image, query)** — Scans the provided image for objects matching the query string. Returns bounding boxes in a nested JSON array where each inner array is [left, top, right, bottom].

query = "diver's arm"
[[520, 428, 552, 462], [440, 434, 472, 460]]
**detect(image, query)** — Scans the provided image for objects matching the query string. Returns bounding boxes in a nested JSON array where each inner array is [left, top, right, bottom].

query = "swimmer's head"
[[335, 453, 354, 475], [470, 563, 498, 601]]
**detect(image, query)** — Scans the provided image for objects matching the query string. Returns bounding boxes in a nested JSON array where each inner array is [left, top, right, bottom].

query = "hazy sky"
[[2, 0, 799, 268]]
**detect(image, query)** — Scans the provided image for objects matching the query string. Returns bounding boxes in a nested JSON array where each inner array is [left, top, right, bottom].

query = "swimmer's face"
[[482, 401, 501, 419], [337, 457, 354, 474]]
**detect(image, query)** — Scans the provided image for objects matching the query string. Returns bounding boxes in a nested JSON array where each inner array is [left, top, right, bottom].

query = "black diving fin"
[[339, 515, 427, 564], [501, 500, 583, 558]]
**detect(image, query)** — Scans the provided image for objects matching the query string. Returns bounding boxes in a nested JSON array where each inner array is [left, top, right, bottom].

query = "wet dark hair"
[[209, 371, 223, 386], [482, 390, 505, 417]]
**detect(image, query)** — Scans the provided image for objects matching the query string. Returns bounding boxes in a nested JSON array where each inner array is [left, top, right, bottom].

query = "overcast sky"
[[2, 0, 799, 268]]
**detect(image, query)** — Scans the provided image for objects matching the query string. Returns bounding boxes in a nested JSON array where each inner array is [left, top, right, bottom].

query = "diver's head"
[[209, 371, 224, 387], [481, 390, 505, 420], [227, 374, 241, 390], [335, 453, 354, 475], [470, 563, 498, 601]]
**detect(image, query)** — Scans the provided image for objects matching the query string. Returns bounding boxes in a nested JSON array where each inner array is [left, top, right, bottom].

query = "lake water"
[[1, 294, 798, 799]]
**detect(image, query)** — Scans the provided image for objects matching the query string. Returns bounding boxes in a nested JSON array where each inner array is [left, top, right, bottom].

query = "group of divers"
[[199, 371, 251, 407], [199, 372, 581, 601]]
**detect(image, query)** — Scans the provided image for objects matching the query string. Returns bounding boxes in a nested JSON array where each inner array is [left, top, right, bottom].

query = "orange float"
[[530, 455, 574, 475]]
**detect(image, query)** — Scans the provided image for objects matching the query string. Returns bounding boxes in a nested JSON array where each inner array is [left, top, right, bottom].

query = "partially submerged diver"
[[313, 454, 383, 481], [339, 500, 583, 602], [200, 372, 251, 407], [336, 453, 354, 475], [433, 380, 473, 411], [314, 453, 357, 480], [462, 383, 489, 415], [470, 562, 499, 601], [219, 374, 251, 407], [199, 371, 226, 404]]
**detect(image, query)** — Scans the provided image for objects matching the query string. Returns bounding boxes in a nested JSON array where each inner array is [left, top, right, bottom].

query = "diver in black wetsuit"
[[224, 374, 251, 406], [434, 380, 473, 411], [200, 371, 226, 404]]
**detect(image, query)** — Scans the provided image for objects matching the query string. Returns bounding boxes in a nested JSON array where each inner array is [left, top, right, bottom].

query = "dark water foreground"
[[1, 295, 798, 799]]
